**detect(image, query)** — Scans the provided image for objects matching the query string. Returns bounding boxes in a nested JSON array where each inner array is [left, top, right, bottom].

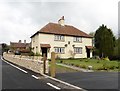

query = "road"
[[1, 55, 83, 90], [56, 72, 119, 90], [1, 56, 54, 90]]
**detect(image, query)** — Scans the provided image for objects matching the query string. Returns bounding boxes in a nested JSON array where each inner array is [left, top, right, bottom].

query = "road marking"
[[41, 73, 83, 90], [9, 63, 28, 73], [31, 75, 39, 79], [47, 83, 61, 90], [1, 58, 28, 74]]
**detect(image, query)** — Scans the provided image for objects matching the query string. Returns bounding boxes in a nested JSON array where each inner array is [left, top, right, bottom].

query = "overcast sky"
[[0, 0, 119, 44]]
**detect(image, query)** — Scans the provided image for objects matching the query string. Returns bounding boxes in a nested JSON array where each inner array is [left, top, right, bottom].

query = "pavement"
[[56, 72, 119, 90], [56, 63, 93, 72]]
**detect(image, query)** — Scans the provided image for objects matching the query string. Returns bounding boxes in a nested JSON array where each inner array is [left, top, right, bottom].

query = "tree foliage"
[[89, 32, 95, 37], [118, 37, 120, 56], [2, 43, 9, 53], [94, 24, 115, 57]]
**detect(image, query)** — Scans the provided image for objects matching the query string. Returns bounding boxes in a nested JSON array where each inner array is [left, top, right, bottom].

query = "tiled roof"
[[40, 44, 51, 48], [10, 42, 30, 48], [31, 23, 92, 38]]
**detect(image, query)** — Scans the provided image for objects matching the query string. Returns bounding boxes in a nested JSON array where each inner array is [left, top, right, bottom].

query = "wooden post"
[[43, 53, 47, 74], [50, 52, 56, 77]]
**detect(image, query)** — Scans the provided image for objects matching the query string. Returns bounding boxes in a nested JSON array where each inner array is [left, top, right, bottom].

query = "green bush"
[[96, 66, 104, 70], [35, 52, 41, 56], [85, 60, 88, 62], [97, 60, 100, 63], [80, 65, 87, 69], [29, 51, 34, 56], [103, 57, 110, 61], [74, 64, 79, 67], [60, 60, 63, 63]]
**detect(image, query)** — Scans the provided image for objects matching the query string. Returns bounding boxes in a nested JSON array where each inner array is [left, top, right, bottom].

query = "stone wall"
[[3, 53, 49, 74]]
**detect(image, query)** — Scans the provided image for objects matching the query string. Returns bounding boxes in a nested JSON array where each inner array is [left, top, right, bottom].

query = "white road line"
[[1, 58, 28, 74], [47, 83, 61, 90], [31, 75, 39, 79], [9, 63, 28, 73], [41, 73, 83, 90]]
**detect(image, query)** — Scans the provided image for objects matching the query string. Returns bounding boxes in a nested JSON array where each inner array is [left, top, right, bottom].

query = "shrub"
[[71, 63, 74, 66], [106, 65, 114, 70], [103, 57, 110, 61], [109, 56, 120, 60], [96, 66, 104, 70], [97, 60, 100, 63], [80, 65, 87, 69], [75, 64, 79, 67], [29, 51, 34, 56], [60, 60, 63, 63], [35, 52, 41, 56], [79, 60, 82, 61], [85, 60, 88, 62]]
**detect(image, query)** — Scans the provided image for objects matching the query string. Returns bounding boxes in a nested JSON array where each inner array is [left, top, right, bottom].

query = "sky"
[[0, 0, 119, 44]]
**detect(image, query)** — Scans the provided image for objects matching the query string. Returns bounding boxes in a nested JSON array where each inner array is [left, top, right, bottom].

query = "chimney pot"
[[19, 40, 21, 43], [24, 40, 26, 43], [58, 16, 65, 26]]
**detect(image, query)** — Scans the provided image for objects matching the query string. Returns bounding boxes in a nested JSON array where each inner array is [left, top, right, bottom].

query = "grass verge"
[[56, 59, 120, 72]]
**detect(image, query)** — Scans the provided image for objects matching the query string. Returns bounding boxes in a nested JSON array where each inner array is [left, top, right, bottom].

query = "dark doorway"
[[41, 48, 47, 57], [87, 49, 90, 58]]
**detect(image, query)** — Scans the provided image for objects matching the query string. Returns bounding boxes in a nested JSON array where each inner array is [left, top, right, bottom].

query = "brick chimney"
[[58, 16, 65, 26], [24, 40, 26, 43], [19, 40, 21, 43]]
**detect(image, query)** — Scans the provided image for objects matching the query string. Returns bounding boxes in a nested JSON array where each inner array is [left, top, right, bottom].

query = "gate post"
[[50, 52, 56, 77], [43, 53, 47, 74]]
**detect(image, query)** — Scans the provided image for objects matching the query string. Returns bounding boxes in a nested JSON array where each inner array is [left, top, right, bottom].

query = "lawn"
[[55, 65, 78, 73], [49, 61, 79, 74], [56, 59, 120, 71]]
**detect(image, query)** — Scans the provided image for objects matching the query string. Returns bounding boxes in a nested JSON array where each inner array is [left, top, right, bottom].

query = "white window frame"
[[54, 35, 64, 41], [54, 47, 65, 54], [74, 47, 82, 54], [73, 37, 82, 42]]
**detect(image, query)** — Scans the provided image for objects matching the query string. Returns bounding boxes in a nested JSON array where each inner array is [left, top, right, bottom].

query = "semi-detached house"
[[30, 16, 93, 59]]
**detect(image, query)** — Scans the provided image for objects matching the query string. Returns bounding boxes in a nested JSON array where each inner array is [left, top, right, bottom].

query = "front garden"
[[56, 58, 120, 72]]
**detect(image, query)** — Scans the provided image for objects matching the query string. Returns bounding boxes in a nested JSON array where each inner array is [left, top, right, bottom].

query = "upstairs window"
[[73, 37, 82, 42], [54, 35, 64, 41], [74, 47, 82, 54], [54, 47, 65, 54]]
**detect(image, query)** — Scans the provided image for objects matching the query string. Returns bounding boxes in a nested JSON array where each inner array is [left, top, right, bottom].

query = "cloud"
[[0, 0, 119, 44]]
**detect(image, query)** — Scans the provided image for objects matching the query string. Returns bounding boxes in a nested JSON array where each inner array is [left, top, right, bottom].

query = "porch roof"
[[40, 44, 51, 48], [86, 46, 93, 49]]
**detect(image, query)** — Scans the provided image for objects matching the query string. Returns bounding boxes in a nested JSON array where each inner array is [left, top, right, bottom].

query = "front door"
[[41, 48, 47, 57], [87, 49, 90, 58]]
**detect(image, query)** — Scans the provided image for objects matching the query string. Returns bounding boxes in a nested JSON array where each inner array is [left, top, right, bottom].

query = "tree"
[[94, 24, 115, 57], [89, 32, 95, 37], [118, 37, 120, 56], [2, 43, 9, 53]]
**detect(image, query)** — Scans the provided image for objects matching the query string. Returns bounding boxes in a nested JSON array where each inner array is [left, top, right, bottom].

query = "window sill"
[[54, 40, 65, 42], [73, 41, 82, 43], [55, 53, 65, 54], [74, 53, 82, 54]]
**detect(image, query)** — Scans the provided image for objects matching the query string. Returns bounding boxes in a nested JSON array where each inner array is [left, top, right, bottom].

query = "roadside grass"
[[55, 65, 78, 73], [49, 62, 78, 73], [56, 59, 120, 71]]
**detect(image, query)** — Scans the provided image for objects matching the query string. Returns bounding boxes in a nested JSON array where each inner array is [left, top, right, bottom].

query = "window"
[[54, 47, 65, 53], [54, 35, 64, 41], [74, 47, 82, 54], [73, 37, 82, 42]]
